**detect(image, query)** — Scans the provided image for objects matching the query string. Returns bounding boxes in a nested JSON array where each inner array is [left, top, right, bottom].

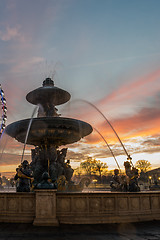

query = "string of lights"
[[0, 84, 7, 136]]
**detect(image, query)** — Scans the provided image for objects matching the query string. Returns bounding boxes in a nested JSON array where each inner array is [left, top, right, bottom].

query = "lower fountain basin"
[[5, 117, 93, 146], [0, 191, 160, 225]]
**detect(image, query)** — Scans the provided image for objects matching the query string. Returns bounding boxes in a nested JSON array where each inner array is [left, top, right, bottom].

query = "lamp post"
[[149, 176, 152, 185]]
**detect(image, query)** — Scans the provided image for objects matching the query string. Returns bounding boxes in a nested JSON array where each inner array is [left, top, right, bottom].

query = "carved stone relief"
[[118, 197, 128, 210], [7, 198, 18, 211], [57, 198, 71, 212], [130, 197, 140, 211], [142, 197, 150, 210], [104, 197, 115, 210], [89, 198, 101, 212], [151, 197, 159, 209], [21, 198, 34, 212], [73, 198, 87, 212]]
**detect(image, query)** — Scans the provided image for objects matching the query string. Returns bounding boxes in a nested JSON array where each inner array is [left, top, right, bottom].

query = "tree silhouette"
[[80, 157, 108, 181], [80, 157, 96, 176], [135, 160, 151, 172], [94, 160, 108, 183]]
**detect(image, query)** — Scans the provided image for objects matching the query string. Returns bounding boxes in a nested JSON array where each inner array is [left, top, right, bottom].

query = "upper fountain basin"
[[26, 86, 71, 106], [5, 117, 93, 146]]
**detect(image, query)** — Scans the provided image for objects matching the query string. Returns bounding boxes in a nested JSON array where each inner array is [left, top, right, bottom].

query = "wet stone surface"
[[0, 221, 160, 240]]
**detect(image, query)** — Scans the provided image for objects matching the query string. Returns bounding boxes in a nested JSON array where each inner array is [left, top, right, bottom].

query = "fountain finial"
[[43, 78, 54, 87]]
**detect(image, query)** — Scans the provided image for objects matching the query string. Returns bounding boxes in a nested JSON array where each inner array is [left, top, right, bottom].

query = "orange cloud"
[[110, 107, 160, 139], [80, 105, 160, 147]]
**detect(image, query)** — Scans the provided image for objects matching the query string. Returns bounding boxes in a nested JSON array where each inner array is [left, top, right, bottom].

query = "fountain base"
[[0, 191, 160, 225]]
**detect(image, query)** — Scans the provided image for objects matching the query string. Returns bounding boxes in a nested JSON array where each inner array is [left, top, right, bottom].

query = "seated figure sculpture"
[[30, 147, 46, 185], [30, 146, 58, 188], [37, 103, 60, 117], [64, 159, 74, 182], [14, 160, 33, 192], [36, 172, 55, 189], [124, 161, 140, 192], [57, 148, 66, 177], [110, 169, 121, 191], [56, 148, 74, 183], [110, 169, 128, 192], [29, 146, 74, 190], [49, 146, 58, 182]]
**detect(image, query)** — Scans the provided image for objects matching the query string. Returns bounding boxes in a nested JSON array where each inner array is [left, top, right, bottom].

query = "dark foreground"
[[0, 221, 160, 240]]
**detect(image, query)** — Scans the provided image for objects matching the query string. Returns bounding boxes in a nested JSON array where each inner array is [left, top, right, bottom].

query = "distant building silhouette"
[[145, 168, 160, 183]]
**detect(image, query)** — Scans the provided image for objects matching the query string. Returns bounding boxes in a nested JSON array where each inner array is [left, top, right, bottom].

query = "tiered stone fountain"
[[2, 78, 160, 226], [5, 78, 93, 190]]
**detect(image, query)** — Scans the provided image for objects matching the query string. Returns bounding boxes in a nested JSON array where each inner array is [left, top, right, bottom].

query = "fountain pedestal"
[[33, 189, 59, 226]]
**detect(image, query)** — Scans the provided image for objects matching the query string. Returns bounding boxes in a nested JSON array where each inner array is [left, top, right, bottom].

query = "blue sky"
[[1, 0, 160, 174]]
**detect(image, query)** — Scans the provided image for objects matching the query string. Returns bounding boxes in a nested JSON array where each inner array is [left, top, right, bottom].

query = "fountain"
[[5, 78, 93, 190], [1, 77, 160, 226]]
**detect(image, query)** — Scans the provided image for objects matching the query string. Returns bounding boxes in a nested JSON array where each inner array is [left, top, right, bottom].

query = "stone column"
[[33, 189, 59, 226]]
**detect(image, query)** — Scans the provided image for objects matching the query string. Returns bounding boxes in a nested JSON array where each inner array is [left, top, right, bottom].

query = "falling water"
[[21, 106, 38, 163], [72, 99, 133, 166], [0, 131, 9, 162], [93, 128, 121, 171]]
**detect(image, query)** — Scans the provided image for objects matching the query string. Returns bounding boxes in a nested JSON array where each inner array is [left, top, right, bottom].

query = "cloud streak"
[[98, 68, 160, 107], [70, 52, 160, 68]]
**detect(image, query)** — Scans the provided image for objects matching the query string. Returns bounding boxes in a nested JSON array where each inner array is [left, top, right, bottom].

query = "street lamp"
[[149, 176, 152, 185]]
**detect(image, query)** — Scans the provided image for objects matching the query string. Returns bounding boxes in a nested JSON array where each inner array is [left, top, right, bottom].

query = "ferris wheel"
[[0, 84, 7, 136]]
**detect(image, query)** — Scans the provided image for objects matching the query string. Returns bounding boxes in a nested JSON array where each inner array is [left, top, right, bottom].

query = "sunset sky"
[[1, 0, 160, 176]]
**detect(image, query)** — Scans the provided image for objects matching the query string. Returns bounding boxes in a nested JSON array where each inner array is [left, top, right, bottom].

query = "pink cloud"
[[98, 68, 160, 107], [0, 25, 25, 42]]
